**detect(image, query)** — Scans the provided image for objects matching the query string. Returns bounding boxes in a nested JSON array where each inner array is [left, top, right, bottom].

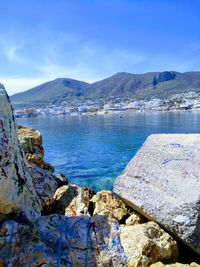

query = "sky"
[[0, 0, 200, 95]]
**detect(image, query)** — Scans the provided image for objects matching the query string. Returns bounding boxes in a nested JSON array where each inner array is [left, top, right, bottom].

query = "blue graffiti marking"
[[6, 221, 15, 267], [56, 224, 64, 267]]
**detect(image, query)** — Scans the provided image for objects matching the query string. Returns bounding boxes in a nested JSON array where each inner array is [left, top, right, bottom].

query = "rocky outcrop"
[[18, 126, 54, 172], [18, 125, 58, 209], [114, 134, 200, 255], [0, 215, 127, 266], [0, 84, 41, 220], [120, 221, 178, 267], [90, 190, 129, 222], [0, 83, 198, 265], [0, 84, 128, 266]]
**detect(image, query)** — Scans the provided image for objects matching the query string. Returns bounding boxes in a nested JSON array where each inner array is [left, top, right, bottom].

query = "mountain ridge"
[[10, 71, 200, 108]]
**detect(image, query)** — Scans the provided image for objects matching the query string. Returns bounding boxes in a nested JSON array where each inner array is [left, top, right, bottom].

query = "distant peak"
[[112, 72, 134, 77]]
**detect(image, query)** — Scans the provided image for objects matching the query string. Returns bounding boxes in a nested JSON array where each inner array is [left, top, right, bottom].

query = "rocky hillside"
[[0, 83, 200, 266], [10, 71, 200, 108], [11, 78, 89, 107]]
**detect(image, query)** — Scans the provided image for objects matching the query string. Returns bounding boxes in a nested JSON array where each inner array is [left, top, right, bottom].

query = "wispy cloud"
[[0, 31, 145, 95], [1, 29, 199, 95], [0, 36, 31, 65]]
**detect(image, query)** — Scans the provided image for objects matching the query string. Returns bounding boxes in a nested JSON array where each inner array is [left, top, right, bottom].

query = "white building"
[[78, 106, 86, 112]]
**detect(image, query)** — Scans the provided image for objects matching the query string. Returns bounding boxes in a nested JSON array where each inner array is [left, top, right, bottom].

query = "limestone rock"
[[18, 126, 58, 209], [52, 184, 95, 216], [125, 212, 144, 226], [120, 221, 178, 267], [27, 163, 58, 209], [18, 126, 54, 172], [0, 215, 127, 266], [114, 134, 200, 255], [35, 214, 127, 266], [0, 219, 48, 266], [90, 190, 129, 221], [151, 263, 200, 267], [0, 84, 41, 220]]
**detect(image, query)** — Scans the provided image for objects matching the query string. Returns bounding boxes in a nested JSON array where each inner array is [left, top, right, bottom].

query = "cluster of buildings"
[[15, 100, 102, 118], [14, 91, 200, 118]]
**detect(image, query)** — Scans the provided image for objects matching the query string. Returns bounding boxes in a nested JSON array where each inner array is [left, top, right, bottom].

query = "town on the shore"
[[15, 91, 200, 118]]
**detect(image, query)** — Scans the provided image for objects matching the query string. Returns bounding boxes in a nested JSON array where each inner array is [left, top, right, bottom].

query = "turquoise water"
[[17, 111, 200, 191]]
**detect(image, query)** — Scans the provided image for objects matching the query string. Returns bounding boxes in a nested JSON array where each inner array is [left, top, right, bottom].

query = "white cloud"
[[0, 37, 30, 65], [0, 29, 147, 94]]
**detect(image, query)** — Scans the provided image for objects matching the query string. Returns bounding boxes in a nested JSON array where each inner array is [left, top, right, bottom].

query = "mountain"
[[11, 78, 90, 107], [10, 71, 200, 107]]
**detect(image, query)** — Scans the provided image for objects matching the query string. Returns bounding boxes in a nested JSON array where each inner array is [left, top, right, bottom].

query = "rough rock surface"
[[120, 221, 178, 267], [90, 190, 129, 221], [27, 163, 58, 209], [114, 134, 200, 255], [54, 172, 68, 187], [0, 215, 127, 266], [18, 126, 54, 172], [125, 212, 144, 226], [0, 83, 196, 265], [0, 84, 41, 220], [151, 263, 200, 267], [18, 125, 58, 209], [52, 184, 95, 216]]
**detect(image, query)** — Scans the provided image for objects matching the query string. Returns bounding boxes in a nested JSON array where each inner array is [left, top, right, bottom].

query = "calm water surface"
[[17, 111, 200, 191]]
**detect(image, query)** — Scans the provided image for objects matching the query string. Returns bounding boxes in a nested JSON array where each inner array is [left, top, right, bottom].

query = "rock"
[[120, 221, 178, 267], [18, 126, 54, 172], [0, 215, 127, 266], [52, 184, 95, 216], [55, 172, 68, 187], [0, 219, 48, 266], [90, 190, 129, 222], [27, 163, 58, 209], [114, 134, 200, 255], [125, 212, 144, 226], [18, 126, 58, 210], [0, 84, 41, 220], [150, 263, 200, 267], [35, 214, 127, 266], [18, 125, 43, 155]]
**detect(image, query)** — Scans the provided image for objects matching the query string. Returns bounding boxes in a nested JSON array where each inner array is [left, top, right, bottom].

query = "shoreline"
[[16, 107, 200, 119]]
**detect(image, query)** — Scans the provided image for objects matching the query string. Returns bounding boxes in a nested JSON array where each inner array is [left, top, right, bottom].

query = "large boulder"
[[0, 84, 41, 220], [0, 215, 127, 266], [114, 134, 200, 255], [120, 221, 178, 267]]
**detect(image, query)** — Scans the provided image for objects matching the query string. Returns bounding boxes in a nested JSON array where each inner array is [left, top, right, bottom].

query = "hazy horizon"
[[0, 0, 200, 95]]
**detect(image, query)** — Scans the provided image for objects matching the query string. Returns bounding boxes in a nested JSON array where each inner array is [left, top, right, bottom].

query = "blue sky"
[[0, 0, 200, 95]]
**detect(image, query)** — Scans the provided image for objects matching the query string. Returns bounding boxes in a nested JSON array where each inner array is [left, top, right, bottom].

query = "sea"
[[17, 111, 200, 191]]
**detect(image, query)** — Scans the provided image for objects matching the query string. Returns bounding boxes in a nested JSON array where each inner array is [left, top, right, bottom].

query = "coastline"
[[1, 83, 200, 265], [15, 107, 200, 119]]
